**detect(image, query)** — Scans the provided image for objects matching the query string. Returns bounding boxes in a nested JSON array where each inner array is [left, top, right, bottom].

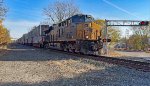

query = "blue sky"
[[3, 0, 150, 38]]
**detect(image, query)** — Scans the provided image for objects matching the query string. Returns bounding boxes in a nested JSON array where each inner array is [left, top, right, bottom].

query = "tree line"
[[0, 0, 10, 48], [0, 20, 10, 46], [43, 0, 80, 23], [113, 25, 150, 51], [125, 26, 150, 50]]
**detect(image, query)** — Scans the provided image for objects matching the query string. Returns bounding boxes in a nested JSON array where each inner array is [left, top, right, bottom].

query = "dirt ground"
[[0, 44, 150, 86]]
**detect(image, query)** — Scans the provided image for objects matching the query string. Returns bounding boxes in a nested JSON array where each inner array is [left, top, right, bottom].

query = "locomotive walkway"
[[0, 43, 150, 86]]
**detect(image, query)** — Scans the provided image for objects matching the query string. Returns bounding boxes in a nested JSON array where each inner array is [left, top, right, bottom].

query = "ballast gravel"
[[0, 44, 149, 86]]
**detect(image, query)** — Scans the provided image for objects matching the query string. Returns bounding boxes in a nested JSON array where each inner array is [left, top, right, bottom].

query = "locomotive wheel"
[[44, 44, 49, 49], [69, 48, 73, 53], [67, 48, 69, 52], [68, 44, 73, 53], [72, 49, 75, 53], [63, 45, 67, 52], [44, 44, 47, 48], [79, 51, 84, 55], [80, 48, 87, 55]]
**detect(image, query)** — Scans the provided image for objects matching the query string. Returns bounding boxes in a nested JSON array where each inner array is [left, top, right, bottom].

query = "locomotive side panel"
[[91, 22, 101, 40], [76, 22, 101, 40], [49, 19, 77, 42]]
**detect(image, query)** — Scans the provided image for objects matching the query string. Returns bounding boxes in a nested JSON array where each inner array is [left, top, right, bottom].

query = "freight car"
[[43, 14, 105, 55], [17, 25, 49, 47], [31, 25, 49, 47]]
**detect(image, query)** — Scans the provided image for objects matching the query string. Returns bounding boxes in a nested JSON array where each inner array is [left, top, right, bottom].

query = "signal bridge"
[[106, 20, 149, 26], [104, 20, 149, 55]]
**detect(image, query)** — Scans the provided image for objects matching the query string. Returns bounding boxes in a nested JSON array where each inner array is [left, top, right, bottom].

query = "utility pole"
[[104, 19, 108, 55], [125, 29, 129, 50]]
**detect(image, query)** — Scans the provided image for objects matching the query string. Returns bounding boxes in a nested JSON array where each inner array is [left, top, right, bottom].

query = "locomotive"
[[18, 14, 107, 55]]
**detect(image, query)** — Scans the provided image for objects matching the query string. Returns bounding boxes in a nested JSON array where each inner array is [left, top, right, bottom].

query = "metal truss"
[[106, 20, 149, 26]]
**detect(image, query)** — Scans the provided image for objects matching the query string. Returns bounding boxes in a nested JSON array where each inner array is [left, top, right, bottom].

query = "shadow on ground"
[[0, 65, 149, 86], [0, 43, 149, 86], [0, 43, 80, 61]]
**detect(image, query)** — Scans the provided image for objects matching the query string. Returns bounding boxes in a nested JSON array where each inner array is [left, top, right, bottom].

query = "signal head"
[[139, 21, 149, 26]]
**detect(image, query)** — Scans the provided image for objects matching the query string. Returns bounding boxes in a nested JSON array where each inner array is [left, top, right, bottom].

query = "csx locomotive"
[[18, 14, 106, 55]]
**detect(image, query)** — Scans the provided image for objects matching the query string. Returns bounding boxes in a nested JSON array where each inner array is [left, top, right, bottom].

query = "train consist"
[[18, 25, 49, 47], [18, 14, 109, 55]]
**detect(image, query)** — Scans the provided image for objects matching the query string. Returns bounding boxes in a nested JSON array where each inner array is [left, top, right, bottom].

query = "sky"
[[3, 0, 150, 38]]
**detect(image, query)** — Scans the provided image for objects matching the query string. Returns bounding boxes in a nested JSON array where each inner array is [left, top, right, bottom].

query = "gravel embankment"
[[0, 44, 150, 86]]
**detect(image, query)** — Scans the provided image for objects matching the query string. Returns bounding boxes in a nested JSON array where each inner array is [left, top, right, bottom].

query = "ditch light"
[[102, 39, 111, 42]]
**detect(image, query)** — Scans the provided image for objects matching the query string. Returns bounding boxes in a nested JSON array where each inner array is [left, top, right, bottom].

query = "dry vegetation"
[[0, 21, 11, 49], [0, 0, 10, 49], [108, 51, 125, 57], [0, 44, 150, 86], [43, 0, 80, 23]]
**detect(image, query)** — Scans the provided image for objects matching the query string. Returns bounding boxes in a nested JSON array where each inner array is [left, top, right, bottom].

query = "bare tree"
[[131, 26, 150, 37], [127, 25, 150, 50], [0, 0, 7, 20], [43, 0, 80, 23]]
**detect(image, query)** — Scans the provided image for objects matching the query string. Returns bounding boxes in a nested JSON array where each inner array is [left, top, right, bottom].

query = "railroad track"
[[46, 48, 150, 72], [14, 44, 150, 72]]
